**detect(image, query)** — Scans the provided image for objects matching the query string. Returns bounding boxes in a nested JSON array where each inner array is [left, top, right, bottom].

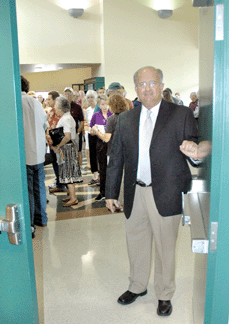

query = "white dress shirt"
[[137, 101, 161, 183]]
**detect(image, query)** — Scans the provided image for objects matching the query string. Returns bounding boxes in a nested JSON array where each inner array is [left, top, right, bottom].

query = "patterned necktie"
[[139, 110, 153, 185]]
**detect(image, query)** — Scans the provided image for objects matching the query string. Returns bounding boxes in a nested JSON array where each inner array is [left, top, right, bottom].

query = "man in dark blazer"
[[105, 66, 198, 317]]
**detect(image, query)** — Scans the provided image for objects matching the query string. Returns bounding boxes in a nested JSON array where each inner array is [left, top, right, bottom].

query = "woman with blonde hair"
[[90, 94, 112, 201], [93, 93, 128, 210]]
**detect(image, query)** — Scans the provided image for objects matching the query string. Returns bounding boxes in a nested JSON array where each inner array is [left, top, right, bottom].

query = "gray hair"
[[97, 94, 108, 106], [86, 90, 97, 99], [56, 96, 71, 113], [78, 90, 85, 97], [133, 66, 163, 86]]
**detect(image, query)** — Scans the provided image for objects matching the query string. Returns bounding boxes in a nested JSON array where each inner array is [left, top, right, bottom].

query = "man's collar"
[[142, 100, 162, 113]]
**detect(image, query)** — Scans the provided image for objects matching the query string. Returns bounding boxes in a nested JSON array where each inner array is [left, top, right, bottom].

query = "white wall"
[[16, 0, 199, 105], [16, 0, 102, 64], [103, 0, 199, 103]]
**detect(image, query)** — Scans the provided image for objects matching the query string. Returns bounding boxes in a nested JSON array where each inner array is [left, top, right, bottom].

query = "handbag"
[[44, 153, 54, 166], [44, 145, 54, 166], [49, 127, 65, 146]]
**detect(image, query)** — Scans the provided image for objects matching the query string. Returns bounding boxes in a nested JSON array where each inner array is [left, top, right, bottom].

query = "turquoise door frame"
[[204, 1, 229, 323], [0, 0, 39, 323], [1, 0, 229, 323]]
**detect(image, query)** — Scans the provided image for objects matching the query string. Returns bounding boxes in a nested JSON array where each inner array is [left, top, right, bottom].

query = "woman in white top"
[[85, 90, 99, 186], [52, 97, 81, 207]]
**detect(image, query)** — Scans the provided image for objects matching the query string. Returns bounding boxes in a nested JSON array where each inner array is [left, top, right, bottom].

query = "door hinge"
[[210, 222, 218, 251]]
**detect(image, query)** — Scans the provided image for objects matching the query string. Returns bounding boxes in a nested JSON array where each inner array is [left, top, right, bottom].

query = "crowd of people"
[[21, 75, 200, 231], [20, 68, 206, 317], [21, 78, 136, 234]]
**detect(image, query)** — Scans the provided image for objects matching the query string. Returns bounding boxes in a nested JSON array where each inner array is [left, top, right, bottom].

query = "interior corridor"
[[32, 155, 195, 324]]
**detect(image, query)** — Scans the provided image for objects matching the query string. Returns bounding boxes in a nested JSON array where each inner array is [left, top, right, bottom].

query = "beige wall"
[[17, 0, 199, 105], [102, 0, 199, 104], [16, 0, 102, 64], [21, 68, 91, 94]]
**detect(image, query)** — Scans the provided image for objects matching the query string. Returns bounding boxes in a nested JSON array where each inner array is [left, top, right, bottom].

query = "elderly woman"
[[82, 97, 90, 170], [90, 94, 112, 201], [85, 90, 99, 186], [52, 97, 81, 207], [93, 93, 128, 210]]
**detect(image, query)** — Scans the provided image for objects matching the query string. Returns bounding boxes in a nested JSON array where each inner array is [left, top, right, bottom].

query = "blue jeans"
[[26, 163, 48, 225]]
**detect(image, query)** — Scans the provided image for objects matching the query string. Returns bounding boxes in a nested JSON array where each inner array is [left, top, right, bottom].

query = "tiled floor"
[[32, 156, 195, 324]]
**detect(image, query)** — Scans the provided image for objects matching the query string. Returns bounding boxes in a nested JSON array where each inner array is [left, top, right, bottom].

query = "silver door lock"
[[0, 204, 21, 245]]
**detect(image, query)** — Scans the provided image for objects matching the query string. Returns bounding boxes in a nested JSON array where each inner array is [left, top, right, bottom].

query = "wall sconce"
[[158, 10, 173, 19], [68, 8, 84, 18]]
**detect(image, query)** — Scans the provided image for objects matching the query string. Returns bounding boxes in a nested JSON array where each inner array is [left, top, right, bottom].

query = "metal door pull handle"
[[0, 204, 21, 245]]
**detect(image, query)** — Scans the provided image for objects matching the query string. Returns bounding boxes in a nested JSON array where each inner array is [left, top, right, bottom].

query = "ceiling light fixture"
[[158, 9, 173, 19], [68, 8, 84, 18]]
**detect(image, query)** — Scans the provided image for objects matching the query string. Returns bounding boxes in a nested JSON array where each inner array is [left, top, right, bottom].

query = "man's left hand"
[[180, 140, 212, 159], [180, 140, 198, 159]]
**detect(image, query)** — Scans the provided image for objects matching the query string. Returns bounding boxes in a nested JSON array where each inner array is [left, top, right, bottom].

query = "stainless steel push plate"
[[0, 204, 21, 245]]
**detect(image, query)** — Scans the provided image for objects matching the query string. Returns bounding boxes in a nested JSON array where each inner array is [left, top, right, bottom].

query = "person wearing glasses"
[[63, 87, 84, 182], [106, 66, 198, 317]]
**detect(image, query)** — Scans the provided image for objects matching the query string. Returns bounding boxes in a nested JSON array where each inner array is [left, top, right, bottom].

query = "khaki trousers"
[[125, 185, 181, 300]]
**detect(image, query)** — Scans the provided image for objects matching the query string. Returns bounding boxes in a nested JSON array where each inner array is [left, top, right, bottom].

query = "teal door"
[[204, 1, 229, 323], [191, 1, 229, 323], [0, 0, 39, 323]]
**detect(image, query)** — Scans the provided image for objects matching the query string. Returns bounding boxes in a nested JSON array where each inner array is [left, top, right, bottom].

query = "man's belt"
[[136, 180, 152, 187]]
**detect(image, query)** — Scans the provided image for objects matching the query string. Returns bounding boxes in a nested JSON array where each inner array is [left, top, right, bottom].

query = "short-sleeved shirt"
[[21, 92, 48, 165], [90, 110, 113, 129], [56, 112, 76, 141], [70, 102, 84, 131], [105, 114, 119, 156], [46, 108, 61, 143], [90, 110, 112, 152]]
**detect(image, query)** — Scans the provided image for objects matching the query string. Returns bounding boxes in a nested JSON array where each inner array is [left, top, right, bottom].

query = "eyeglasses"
[[64, 92, 73, 96], [138, 81, 160, 88]]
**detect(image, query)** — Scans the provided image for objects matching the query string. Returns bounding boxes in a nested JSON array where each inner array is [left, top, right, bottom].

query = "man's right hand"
[[106, 199, 115, 213]]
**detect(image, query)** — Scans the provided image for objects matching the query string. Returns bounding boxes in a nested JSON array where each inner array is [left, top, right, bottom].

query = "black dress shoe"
[[157, 300, 172, 316], [117, 290, 147, 305], [34, 221, 47, 227]]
